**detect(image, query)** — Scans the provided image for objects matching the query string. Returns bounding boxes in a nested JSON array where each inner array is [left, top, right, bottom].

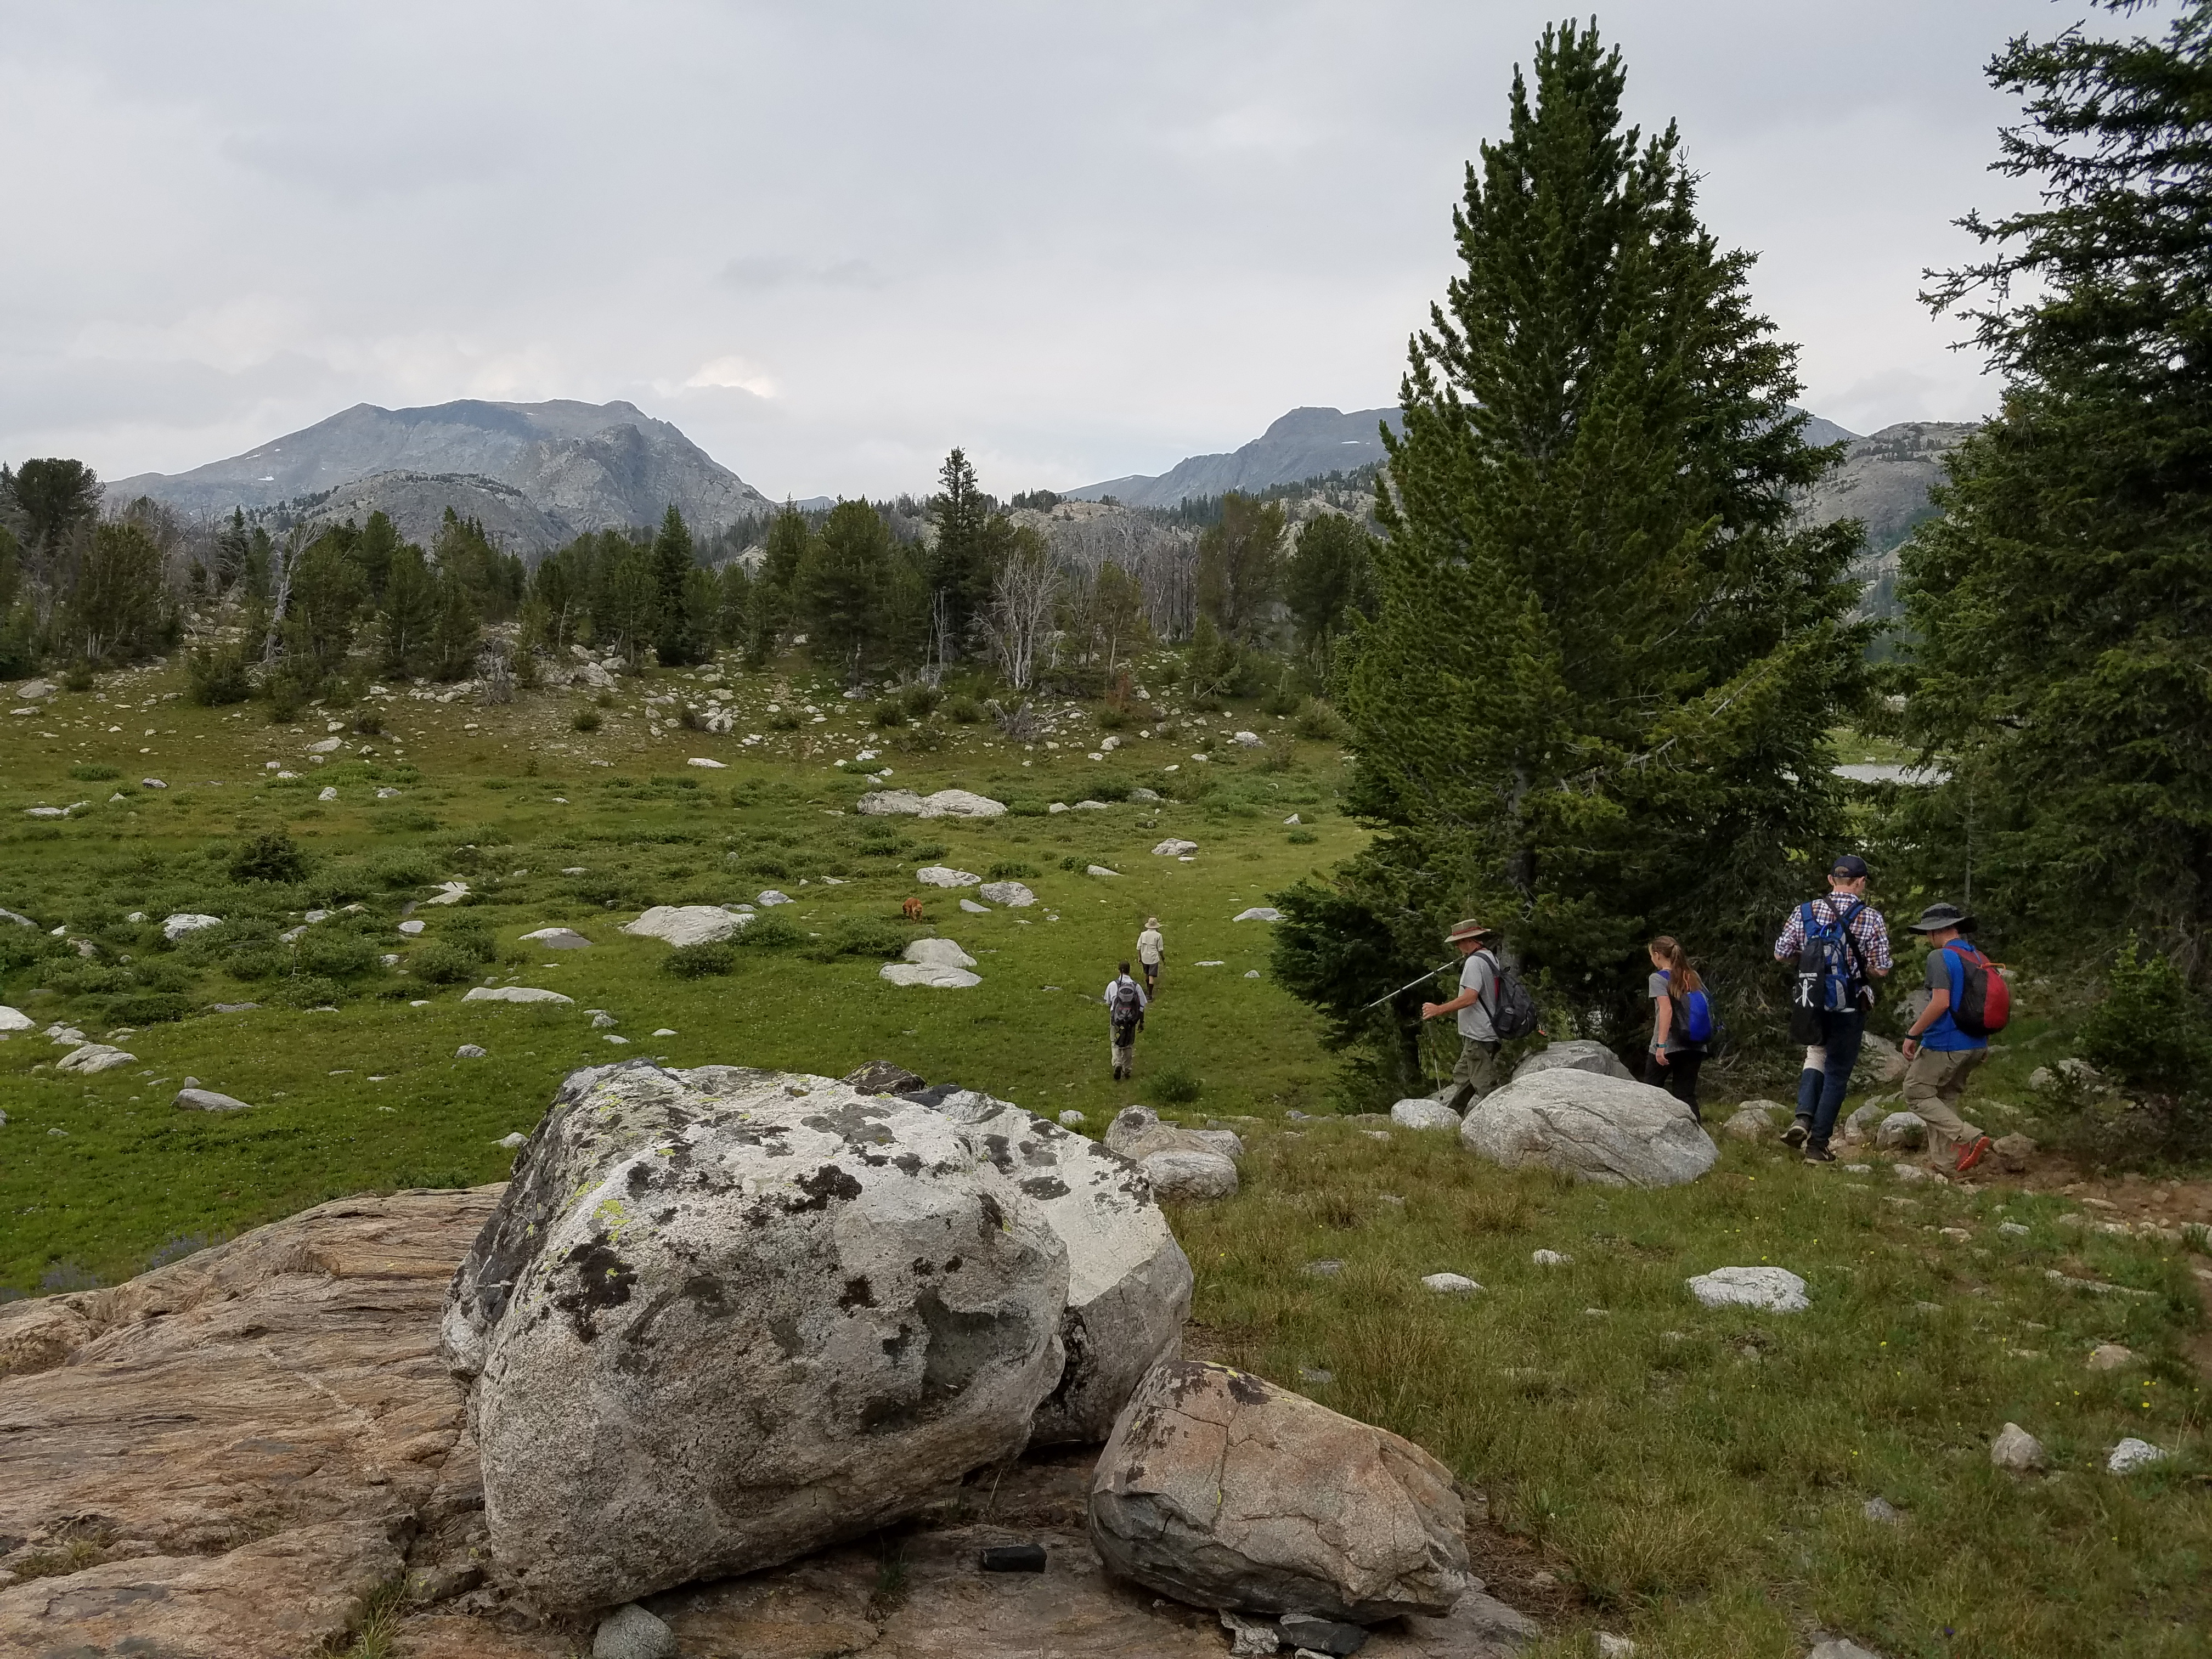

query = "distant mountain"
[[108, 398, 773, 549], [1796, 420, 1974, 554], [1065, 406, 1403, 508]]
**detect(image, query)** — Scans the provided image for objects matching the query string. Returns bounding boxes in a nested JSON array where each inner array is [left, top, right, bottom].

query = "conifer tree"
[[1903, 0, 2212, 975], [757, 504, 812, 648], [928, 448, 992, 651], [1274, 21, 1867, 1087], [650, 505, 697, 664], [428, 569, 481, 682], [1195, 493, 1286, 644], [1284, 512, 1377, 676], [797, 500, 895, 682], [378, 544, 439, 678]]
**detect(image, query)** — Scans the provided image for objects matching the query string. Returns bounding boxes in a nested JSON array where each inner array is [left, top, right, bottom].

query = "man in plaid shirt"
[[1772, 853, 1893, 1162]]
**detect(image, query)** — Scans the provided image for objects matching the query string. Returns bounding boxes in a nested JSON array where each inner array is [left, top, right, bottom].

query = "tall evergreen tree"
[[928, 448, 994, 652], [428, 569, 482, 682], [69, 521, 165, 663], [796, 500, 895, 681], [274, 531, 366, 692], [1195, 493, 1286, 644], [355, 510, 402, 604], [1284, 512, 1378, 676], [650, 504, 697, 664], [378, 544, 439, 678], [2, 458, 101, 581], [1902, 0, 2212, 976], [1274, 21, 1867, 1092]]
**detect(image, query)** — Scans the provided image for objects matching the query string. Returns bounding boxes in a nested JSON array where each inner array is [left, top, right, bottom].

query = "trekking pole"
[[1357, 962, 1458, 1012]]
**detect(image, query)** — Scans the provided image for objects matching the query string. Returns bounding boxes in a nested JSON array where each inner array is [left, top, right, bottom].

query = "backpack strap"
[[1833, 899, 1869, 987], [1473, 947, 1502, 1023]]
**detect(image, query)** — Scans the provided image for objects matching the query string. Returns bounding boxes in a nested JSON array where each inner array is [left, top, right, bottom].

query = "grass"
[[1, 650, 2205, 1655]]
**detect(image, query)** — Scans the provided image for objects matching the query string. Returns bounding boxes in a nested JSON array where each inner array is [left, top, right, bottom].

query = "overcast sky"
[[2, 1, 2075, 501]]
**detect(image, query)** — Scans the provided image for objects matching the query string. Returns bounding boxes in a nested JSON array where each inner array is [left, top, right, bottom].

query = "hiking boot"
[[1955, 1135, 1994, 1174], [1781, 1119, 1809, 1148], [1802, 1144, 1837, 1164]]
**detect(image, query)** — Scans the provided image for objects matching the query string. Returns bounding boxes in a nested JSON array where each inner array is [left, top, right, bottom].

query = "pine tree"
[[355, 511, 402, 604], [928, 448, 994, 653], [70, 521, 165, 663], [1902, 0, 2212, 975], [1274, 21, 1867, 1090], [796, 501, 895, 682], [650, 505, 696, 664], [213, 509, 252, 592], [1284, 512, 1378, 676], [428, 569, 481, 682], [1195, 493, 1286, 644], [378, 544, 439, 679], [274, 531, 366, 693]]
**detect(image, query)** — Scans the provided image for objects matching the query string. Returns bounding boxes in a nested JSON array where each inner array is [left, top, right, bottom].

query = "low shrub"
[[445, 923, 497, 963], [1086, 777, 1132, 802], [595, 690, 617, 708], [1096, 704, 1133, 732], [665, 940, 736, 977], [273, 973, 347, 1009], [1147, 1067, 1203, 1105], [230, 830, 307, 884], [351, 709, 384, 736], [186, 644, 255, 706], [945, 696, 983, 725], [872, 699, 906, 728], [769, 709, 802, 731], [986, 860, 1039, 880], [678, 704, 709, 731], [222, 946, 286, 982], [108, 991, 191, 1025], [298, 931, 382, 979], [69, 763, 121, 781], [738, 913, 808, 950], [60, 662, 95, 693], [369, 849, 436, 888], [572, 709, 603, 733], [1286, 827, 1319, 845], [2078, 935, 2210, 1091], [901, 684, 941, 719], [1261, 682, 1304, 717], [802, 916, 909, 961], [1294, 701, 1348, 742], [405, 943, 479, 985]]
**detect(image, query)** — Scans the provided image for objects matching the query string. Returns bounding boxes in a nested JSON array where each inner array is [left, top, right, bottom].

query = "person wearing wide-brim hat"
[[1899, 901, 1995, 1173], [1136, 916, 1166, 996], [1421, 918, 1503, 1112]]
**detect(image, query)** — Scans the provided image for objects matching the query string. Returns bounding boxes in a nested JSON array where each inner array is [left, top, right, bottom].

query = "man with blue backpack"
[[1899, 901, 2007, 1173], [1772, 854, 1894, 1163]]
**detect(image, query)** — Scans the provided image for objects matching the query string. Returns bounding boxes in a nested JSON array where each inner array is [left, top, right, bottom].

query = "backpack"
[[1944, 940, 2012, 1039], [1476, 950, 1541, 1041], [1680, 985, 1716, 1046], [1788, 899, 1867, 1042], [1109, 978, 1144, 1027]]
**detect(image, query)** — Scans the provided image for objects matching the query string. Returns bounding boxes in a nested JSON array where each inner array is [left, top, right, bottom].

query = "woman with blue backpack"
[[1646, 935, 1713, 1120]]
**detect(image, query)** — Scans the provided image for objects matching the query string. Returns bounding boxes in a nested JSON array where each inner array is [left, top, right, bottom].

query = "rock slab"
[[1391, 1098, 1463, 1131], [1685, 1266, 1809, 1312], [1460, 1070, 1718, 1188], [1510, 1040, 1633, 1082], [441, 1061, 1073, 1611], [1088, 1359, 1472, 1622], [461, 986, 575, 1005], [620, 905, 752, 947]]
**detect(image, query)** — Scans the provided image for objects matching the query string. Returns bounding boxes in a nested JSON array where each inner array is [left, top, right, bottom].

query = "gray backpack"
[[1476, 950, 1540, 1040]]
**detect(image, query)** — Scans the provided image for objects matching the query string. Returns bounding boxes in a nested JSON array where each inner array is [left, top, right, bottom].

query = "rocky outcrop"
[[0, 1188, 503, 1658], [620, 905, 752, 947], [1089, 1360, 1472, 1622], [1510, 1040, 1633, 1082], [441, 1062, 1073, 1612], [1104, 1105, 1242, 1201], [1460, 1071, 1718, 1188]]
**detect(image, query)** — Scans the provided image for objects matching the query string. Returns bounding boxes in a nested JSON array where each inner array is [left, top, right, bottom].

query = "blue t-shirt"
[[1920, 941, 1988, 1052]]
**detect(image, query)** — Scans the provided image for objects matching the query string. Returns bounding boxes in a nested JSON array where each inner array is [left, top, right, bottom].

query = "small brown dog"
[[901, 896, 924, 922]]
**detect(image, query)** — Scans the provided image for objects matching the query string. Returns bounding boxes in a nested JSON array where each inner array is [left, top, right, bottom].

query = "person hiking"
[[1136, 917, 1165, 996], [1421, 918, 1504, 1111], [1900, 901, 1999, 1174], [1646, 935, 1709, 1122], [1771, 853, 1893, 1162], [1103, 960, 1149, 1081]]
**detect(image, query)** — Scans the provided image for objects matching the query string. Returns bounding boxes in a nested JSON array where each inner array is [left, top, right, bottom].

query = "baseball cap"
[[1831, 854, 1870, 879]]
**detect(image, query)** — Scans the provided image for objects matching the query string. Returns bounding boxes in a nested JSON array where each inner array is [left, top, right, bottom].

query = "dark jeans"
[[1795, 1008, 1865, 1148], [1654, 1051, 1703, 1121]]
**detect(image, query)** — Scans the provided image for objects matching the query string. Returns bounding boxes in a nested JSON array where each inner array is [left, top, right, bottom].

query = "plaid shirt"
[[1772, 893, 1893, 975]]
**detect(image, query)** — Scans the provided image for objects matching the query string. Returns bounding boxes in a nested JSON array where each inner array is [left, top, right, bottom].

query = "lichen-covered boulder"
[[1510, 1040, 1634, 1082], [1460, 1070, 1718, 1188], [441, 1061, 1071, 1612], [619, 905, 752, 947], [1089, 1360, 1471, 1622]]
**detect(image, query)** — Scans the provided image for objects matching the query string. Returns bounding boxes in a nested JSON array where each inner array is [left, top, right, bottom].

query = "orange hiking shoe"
[[1955, 1135, 1994, 1174]]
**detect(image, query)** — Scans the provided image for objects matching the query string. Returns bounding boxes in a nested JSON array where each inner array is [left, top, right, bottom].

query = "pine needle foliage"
[[1276, 22, 1869, 1090]]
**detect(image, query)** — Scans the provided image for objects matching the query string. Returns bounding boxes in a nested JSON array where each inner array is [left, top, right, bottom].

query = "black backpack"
[[1476, 950, 1541, 1041], [1109, 978, 1144, 1028], [1788, 899, 1867, 1043]]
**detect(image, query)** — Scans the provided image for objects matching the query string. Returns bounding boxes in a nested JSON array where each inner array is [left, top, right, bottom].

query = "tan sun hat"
[[1444, 917, 1495, 945]]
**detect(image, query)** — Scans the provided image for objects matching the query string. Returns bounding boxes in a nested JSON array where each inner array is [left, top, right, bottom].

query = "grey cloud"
[[719, 255, 890, 293]]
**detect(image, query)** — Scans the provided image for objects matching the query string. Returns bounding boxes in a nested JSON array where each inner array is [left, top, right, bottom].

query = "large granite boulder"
[[619, 905, 752, 947], [441, 1062, 1071, 1612], [1104, 1105, 1242, 1201], [1089, 1360, 1472, 1622], [1459, 1070, 1718, 1188], [1510, 1040, 1634, 1082]]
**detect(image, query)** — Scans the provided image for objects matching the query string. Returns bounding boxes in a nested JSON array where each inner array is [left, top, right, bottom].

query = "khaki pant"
[[1903, 1045, 1986, 1163], [1446, 1039, 1501, 1113]]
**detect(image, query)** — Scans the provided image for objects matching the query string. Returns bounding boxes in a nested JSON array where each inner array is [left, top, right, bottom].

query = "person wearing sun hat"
[[1900, 900, 1995, 1173], [1421, 917, 1503, 1111]]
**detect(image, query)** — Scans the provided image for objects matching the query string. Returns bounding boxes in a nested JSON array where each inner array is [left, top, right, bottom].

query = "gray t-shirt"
[[1649, 970, 1688, 1053], [1457, 951, 1497, 1042]]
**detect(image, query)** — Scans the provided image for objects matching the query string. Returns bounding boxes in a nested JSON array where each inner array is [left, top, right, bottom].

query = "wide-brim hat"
[[1443, 917, 1496, 944], [1909, 901, 1977, 934]]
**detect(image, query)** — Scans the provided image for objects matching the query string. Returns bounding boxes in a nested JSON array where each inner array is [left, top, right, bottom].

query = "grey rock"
[[904, 937, 978, 969], [460, 986, 574, 1005], [1222, 1610, 1284, 1655], [1840, 1103, 1882, 1143], [1861, 1496, 1902, 1523], [2108, 1437, 2168, 1474], [2086, 1342, 2135, 1371], [756, 889, 794, 906], [521, 927, 591, 949], [1422, 1273, 1481, 1295], [1139, 1148, 1239, 1200], [1391, 1098, 1462, 1131], [1105, 1104, 1243, 1162], [842, 1059, 927, 1095], [880, 962, 982, 989], [1991, 1422, 2047, 1471], [1396, 1589, 1543, 1653], [1088, 1358, 1471, 1622], [1058, 1108, 1086, 1127], [0, 907, 35, 927], [620, 904, 751, 947], [211, 1002, 260, 1013], [978, 881, 1036, 907], [592, 1602, 676, 1659], [1807, 1641, 1889, 1659], [1875, 1111, 1927, 1151], [915, 866, 982, 888], [960, 897, 992, 913], [1151, 838, 1199, 856], [1686, 1266, 1808, 1312], [0, 1004, 32, 1031], [1279, 1611, 1368, 1655], [1460, 1070, 1718, 1187], [161, 912, 223, 942], [456, 1044, 488, 1059], [590, 1011, 619, 1028], [174, 1087, 253, 1113], [1234, 906, 1284, 922], [57, 1043, 136, 1075], [1303, 1258, 1346, 1278], [1722, 1100, 1784, 1141], [442, 1062, 1073, 1611], [1510, 1039, 1634, 1082]]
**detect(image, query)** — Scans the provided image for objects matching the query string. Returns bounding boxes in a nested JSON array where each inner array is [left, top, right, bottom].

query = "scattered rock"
[[916, 866, 983, 888], [2087, 1343, 2135, 1371], [1999, 1221, 2030, 1237], [880, 962, 984, 989], [960, 897, 992, 913], [904, 938, 979, 969], [306, 737, 342, 754], [140, 777, 166, 789], [2045, 1269, 2158, 1300], [1086, 865, 1121, 877], [1595, 1637, 1636, 1659], [757, 889, 794, 906], [1391, 1098, 1462, 1131], [0, 1005, 31, 1032], [1231, 730, 1264, 747], [1875, 1111, 1927, 1151], [1233, 907, 1284, 922], [397, 918, 426, 936], [441, 1062, 1076, 1610], [1857, 1033, 1906, 1084], [1138, 1149, 1240, 1200], [2107, 1437, 2168, 1474], [1088, 1359, 1472, 1622], [593, 1601, 678, 1659], [620, 905, 753, 947], [1990, 1422, 2047, 1471], [1422, 1272, 1481, 1295], [1686, 1266, 1809, 1312], [1722, 1101, 1783, 1141], [1841, 1102, 1883, 1144], [1130, 787, 1161, 802], [1892, 1163, 1935, 1184], [843, 1059, 927, 1094], [1279, 1611, 1369, 1655], [317, 785, 338, 802], [1991, 1132, 2038, 1171], [1151, 838, 1198, 856], [521, 927, 591, 949], [1510, 1039, 1633, 1082], [590, 1011, 619, 1028], [1460, 1070, 1718, 1187], [979, 881, 1036, 907], [856, 788, 927, 816], [1861, 1496, 1902, 1524], [456, 1045, 488, 1059], [1105, 1105, 1242, 1163], [685, 757, 727, 770], [173, 1087, 252, 1113], [1532, 1249, 1571, 1267], [1302, 1259, 1346, 1278], [1222, 1609, 1284, 1655], [1808, 1641, 1888, 1659], [422, 881, 471, 905], [376, 786, 401, 799], [496, 1131, 527, 1149], [161, 912, 222, 942], [1283, 812, 1300, 825], [459, 987, 574, 1005], [1058, 1109, 1086, 1127], [15, 677, 56, 698], [57, 1043, 136, 1075]]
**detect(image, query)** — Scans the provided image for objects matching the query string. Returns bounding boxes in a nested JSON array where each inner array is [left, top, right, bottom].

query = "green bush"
[[298, 931, 382, 979], [2078, 936, 2210, 1092], [1261, 682, 1304, 717], [60, 661, 95, 692], [986, 860, 1039, 880], [1096, 704, 1133, 731], [405, 943, 479, 985], [351, 709, 384, 736], [369, 850, 436, 888], [594, 690, 617, 709], [738, 913, 807, 950], [130, 961, 194, 994], [740, 854, 790, 879], [43, 960, 131, 996], [0, 927, 57, 970], [108, 992, 191, 1025], [801, 916, 908, 961], [186, 644, 256, 706], [945, 696, 982, 725], [1086, 777, 1132, 802], [665, 940, 736, 977], [273, 974, 347, 1009], [222, 947, 286, 982], [445, 923, 497, 963], [1286, 827, 1319, 845], [1148, 1067, 1203, 1105], [230, 831, 307, 884], [1294, 701, 1348, 742], [769, 709, 801, 731], [68, 763, 121, 782], [872, 698, 906, 727], [902, 684, 941, 719]]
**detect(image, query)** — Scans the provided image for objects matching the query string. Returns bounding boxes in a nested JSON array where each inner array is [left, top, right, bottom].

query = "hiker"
[[1420, 918, 1503, 1112], [1103, 960, 1148, 1081], [1136, 916, 1166, 996], [1899, 901, 2000, 1173], [1772, 853, 1893, 1162], [1645, 935, 1710, 1121]]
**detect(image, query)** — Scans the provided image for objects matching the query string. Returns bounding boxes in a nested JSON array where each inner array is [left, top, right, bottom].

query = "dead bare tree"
[[978, 526, 1059, 691]]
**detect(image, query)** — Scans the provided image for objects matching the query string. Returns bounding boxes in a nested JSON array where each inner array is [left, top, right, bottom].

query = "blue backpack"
[[1788, 898, 1867, 1042], [1681, 986, 1715, 1045]]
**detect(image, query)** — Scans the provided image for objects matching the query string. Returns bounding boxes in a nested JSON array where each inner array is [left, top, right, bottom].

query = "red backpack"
[[1945, 940, 2011, 1039]]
